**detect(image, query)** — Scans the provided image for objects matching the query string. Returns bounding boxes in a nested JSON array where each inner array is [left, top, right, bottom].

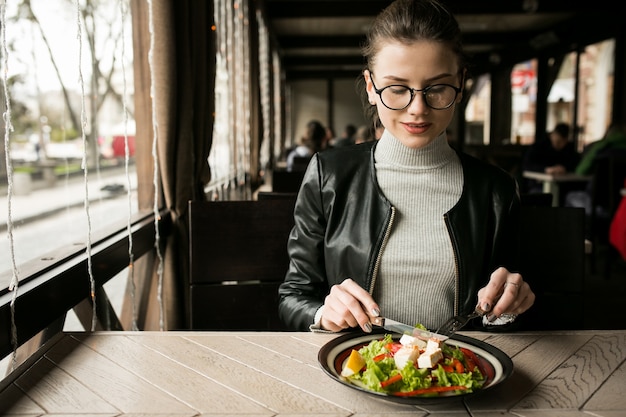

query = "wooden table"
[[523, 171, 591, 206], [1, 330, 625, 416]]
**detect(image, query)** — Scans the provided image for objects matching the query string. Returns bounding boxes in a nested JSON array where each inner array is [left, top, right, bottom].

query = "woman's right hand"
[[320, 278, 380, 332]]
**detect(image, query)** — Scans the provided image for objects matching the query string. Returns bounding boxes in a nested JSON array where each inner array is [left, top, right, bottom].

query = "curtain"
[[125, 0, 214, 330]]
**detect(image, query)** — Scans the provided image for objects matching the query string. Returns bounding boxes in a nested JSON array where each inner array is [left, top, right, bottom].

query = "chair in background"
[[588, 151, 626, 277], [188, 199, 296, 330], [291, 156, 311, 172], [520, 192, 553, 207], [516, 206, 586, 330], [272, 169, 306, 193], [257, 191, 298, 201]]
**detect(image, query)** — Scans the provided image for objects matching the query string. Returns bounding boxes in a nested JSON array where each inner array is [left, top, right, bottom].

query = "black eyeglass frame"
[[369, 72, 462, 111]]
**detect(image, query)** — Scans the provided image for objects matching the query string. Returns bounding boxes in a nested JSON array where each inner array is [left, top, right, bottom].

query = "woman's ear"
[[364, 69, 376, 105]]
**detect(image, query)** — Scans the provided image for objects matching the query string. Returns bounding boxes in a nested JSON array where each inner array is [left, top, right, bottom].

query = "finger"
[[324, 281, 375, 332], [340, 279, 381, 317], [477, 267, 510, 312], [491, 280, 532, 318], [319, 308, 351, 332], [321, 301, 358, 331], [483, 269, 528, 320], [325, 286, 361, 327], [337, 279, 380, 331], [508, 284, 535, 314], [489, 283, 520, 317]]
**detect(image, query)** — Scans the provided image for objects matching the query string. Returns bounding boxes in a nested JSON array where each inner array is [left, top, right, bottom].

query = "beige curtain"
[[125, 0, 214, 330]]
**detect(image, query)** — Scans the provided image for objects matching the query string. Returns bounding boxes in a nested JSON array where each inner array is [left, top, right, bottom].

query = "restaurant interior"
[[1, 1, 626, 414]]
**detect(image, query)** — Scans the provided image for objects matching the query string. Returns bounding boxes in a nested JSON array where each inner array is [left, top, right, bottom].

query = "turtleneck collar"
[[374, 130, 456, 169]]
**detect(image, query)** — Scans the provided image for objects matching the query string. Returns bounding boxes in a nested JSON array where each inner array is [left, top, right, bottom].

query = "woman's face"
[[365, 40, 463, 149]]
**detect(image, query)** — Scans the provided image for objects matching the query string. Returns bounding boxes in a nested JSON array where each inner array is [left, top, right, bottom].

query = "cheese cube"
[[394, 345, 420, 369], [416, 338, 444, 369], [417, 348, 443, 368], [425, 338, 443, 350], [399, 334, 427, 349]]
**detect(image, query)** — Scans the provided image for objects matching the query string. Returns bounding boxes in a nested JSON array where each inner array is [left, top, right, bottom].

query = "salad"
[[340, 331, 486, 397]]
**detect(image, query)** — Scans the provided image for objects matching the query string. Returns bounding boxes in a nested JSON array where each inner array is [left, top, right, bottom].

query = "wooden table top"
[[1, 330, 625, 416]]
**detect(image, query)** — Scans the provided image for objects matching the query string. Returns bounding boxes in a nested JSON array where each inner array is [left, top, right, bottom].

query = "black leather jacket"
[[278, 141, 521, 331]]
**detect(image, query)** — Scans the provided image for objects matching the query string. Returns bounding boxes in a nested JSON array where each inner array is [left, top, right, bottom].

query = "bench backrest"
[[188, 199, 296, 330], [272, 169, 306, 193], [517, 206, 586, 330]]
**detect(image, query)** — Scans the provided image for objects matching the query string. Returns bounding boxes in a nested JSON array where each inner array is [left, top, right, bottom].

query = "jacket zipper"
[[443, 212, 460, 315], [369, 206, 395, 294]]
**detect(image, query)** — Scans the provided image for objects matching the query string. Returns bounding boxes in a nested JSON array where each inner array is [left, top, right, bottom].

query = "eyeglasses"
[[370, 73, 461, 111]]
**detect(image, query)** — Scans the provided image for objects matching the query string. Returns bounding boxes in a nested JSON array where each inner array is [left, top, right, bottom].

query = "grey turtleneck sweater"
[[373, 130, 463, 330]]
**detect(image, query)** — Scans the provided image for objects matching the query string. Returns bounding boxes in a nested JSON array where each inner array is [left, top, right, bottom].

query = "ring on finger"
[[504, 281, 520, 289]]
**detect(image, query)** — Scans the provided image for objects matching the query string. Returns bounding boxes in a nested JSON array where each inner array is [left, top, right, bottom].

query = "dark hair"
[[553, 123, 570, 138], [355, 124, 375, 143], [356, 0, 467, 127], [302, 120, 327, 152]]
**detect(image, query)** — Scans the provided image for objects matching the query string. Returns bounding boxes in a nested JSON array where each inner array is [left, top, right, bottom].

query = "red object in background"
[[511, 68, 535, 89], [609, 180, 626, 260], [111, 135, 135, 157]]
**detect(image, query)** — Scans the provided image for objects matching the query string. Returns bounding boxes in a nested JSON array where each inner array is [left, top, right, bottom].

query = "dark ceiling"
[[265, 0, 625, 81]]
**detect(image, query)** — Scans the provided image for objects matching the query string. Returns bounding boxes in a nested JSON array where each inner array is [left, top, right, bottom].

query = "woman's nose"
[[406, 92, 430, 115]]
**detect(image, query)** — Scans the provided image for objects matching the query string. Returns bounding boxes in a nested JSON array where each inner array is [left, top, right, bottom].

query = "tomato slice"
[[460, 347, 482, 374], [452, 358, 465, 373], [373, 352, 392, 362], [385, 342, 403, 354]]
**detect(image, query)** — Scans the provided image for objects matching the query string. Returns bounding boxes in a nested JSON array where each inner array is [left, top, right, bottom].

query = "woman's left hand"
[[476, 267, 535, 322]]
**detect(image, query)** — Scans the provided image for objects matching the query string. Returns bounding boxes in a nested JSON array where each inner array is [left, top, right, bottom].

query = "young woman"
[[278, 0, 535, 332]]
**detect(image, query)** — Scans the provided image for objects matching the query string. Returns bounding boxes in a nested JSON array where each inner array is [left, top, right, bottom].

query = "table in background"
[[523, 170, 591, 206], [1, 330, 625, 416]]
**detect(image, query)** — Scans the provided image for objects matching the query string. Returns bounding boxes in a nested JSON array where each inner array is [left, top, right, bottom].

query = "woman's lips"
[[402, 122, 430, 135]]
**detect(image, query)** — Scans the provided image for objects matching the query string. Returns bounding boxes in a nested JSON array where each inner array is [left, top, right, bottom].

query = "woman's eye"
[[388, 86, 409, 95], [428, 85, 446, 94]]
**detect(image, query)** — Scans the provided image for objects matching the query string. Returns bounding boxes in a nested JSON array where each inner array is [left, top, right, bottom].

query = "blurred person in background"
[[354, 124, 375, 144], [332, 124, 357, 147], [287, 119, 328, 172], [523, 122, 581, 194], [565, 123, 626, 215]]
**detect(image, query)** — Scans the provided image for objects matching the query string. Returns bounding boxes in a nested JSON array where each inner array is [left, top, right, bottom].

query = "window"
[[576, 39, 615, 149], [511, 60, 537, 145], [466, 37, 616, 149], [519, 39, 615, 149], [210, 0, 251, 199], [464, 74, 491, 145], [0, 1, 136, 287]]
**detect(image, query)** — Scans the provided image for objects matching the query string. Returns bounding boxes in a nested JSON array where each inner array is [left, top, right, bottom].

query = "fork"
[[434, 307, 486, 337]]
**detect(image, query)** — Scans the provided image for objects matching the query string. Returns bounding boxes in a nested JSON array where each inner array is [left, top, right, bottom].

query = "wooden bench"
[[188, 199, 296, 330], [271, 169, 306, 193], [520, 192, 553, 207], [188, 202, 585, 331], [257, 191, 298, 200]]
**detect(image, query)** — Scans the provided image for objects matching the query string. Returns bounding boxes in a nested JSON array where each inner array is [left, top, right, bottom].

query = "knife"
[[370, 317, 449, 341]]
